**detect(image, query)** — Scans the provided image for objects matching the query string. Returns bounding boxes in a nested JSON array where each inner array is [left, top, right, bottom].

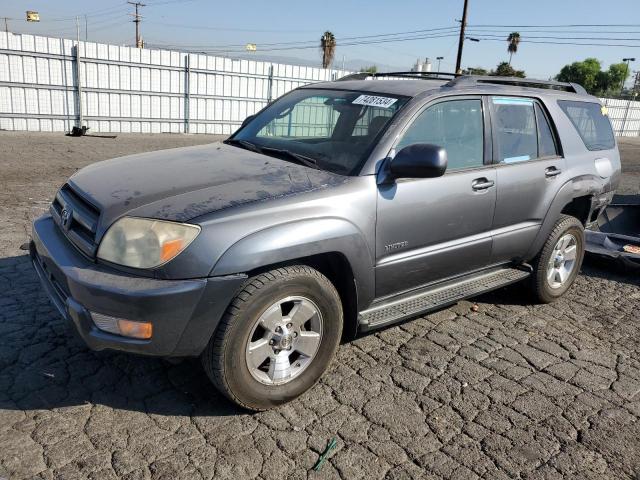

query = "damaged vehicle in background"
[[30, 72, 620, 410]]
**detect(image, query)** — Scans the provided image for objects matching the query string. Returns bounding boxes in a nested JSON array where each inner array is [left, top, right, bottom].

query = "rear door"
[[375, 96, 497, 297], [489, 96, 567, 263]]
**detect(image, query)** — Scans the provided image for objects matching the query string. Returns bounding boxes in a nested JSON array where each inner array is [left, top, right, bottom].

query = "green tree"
[[507, 32, 521, 65], [555, 58, 631, 95], [555, 58, 602, 94], [606, 62, 631, 94], [492, 62, 526, 78], [462, 67, 488, 75], [360, 65, 378, 74], [320, 31, 336, 69]]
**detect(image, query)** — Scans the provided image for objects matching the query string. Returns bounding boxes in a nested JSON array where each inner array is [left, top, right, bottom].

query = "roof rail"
[[337, 71, 460, 81], [445, 75, 587, 94]]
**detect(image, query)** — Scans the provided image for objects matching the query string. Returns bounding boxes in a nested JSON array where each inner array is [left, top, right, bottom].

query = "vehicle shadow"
[[0, 254, 243, 417]]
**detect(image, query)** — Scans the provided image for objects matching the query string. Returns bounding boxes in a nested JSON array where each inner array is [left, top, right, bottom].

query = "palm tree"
[[320, 31, 336, 69], [507, 32, 521, 65]]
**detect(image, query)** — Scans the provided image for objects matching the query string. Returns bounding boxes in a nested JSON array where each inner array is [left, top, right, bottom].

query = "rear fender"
[[525, 175, 604, 260]]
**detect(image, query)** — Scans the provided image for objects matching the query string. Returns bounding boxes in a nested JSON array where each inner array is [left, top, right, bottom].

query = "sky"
[[2, 0, 639, 83]]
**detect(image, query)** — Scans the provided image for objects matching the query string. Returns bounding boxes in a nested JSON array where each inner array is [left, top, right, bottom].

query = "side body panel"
[[374, 169, 496, 297], [202, 176, 379, 310]]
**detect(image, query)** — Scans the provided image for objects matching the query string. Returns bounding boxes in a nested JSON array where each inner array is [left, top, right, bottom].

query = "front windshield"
[[230, 88, 408, 175]]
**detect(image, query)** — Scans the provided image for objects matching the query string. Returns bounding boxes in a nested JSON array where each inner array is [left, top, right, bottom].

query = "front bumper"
[[31, 214, 246, 357]]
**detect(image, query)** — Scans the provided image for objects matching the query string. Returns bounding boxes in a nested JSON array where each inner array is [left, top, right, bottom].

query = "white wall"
[[0, 32, 350, 134]]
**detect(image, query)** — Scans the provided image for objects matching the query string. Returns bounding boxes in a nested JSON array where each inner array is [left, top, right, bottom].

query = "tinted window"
[[397, 99, 484, 170], [558, 100, 615, 151], [535, 103, 559, 157], [492, 97, 538, 163], [257, 95, 340, 139], [234, 89, 407, 175], [352, 106, 395, 137]]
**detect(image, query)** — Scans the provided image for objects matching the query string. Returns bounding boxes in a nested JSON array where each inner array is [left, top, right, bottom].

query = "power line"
[[467, 23, 640, 28], [147, 32, 463, 53], [471, 34, 640, 41], [46, 4, 130, 22], [476, 37, 640, 48]]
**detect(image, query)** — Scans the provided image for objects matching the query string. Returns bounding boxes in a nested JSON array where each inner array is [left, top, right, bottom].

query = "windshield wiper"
[[224, 138, 263, 154], [259, 146, 321, 170]]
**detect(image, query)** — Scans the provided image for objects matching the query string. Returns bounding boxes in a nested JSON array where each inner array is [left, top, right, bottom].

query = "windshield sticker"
[[352, 95, 398, 109]]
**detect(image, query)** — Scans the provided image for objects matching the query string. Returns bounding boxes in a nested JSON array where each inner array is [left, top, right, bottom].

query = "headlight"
[[97, 217, 200, 269]]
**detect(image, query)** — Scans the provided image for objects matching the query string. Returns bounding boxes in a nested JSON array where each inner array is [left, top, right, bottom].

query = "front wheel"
[[530, 215, 585, 303], [201, 265, 343, 411]]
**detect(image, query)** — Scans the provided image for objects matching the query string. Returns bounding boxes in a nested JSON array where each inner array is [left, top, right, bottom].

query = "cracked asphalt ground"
[[1, 132, 640, 480]]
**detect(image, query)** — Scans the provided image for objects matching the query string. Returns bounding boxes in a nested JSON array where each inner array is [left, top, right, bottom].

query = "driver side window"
[[257, 95, 339, 139], [397, 99, 484, 170]]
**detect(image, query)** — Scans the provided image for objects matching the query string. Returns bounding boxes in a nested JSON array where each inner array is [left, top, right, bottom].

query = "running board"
[[358, 266, 531, 331]]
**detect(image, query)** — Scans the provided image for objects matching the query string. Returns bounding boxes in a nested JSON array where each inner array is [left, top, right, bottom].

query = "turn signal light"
[[91, 311, 153, 339]]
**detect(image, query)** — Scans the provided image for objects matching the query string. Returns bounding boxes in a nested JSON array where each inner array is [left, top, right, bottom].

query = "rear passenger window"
[[397, 99, 484, 171], [558, 100, 615, 151], [492, 97, 538, 163], [535, 103, 559, 158]]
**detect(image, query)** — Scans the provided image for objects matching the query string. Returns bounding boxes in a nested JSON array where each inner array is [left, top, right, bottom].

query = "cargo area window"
[[558, 100, 615, 151]]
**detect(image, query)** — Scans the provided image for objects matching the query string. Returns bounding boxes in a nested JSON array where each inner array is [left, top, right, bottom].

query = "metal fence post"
[[184, 54, 190, 134], [267, 64, 274, 103], [74, 44, 83, 129], [621, 98, 633, 137]]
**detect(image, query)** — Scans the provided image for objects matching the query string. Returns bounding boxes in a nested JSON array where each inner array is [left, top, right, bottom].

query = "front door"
[[375, 97, 497, 298]]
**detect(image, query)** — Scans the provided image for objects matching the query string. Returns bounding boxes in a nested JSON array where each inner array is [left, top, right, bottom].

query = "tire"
[[530, 214, 585, 303], [201, 265, 343, 411]]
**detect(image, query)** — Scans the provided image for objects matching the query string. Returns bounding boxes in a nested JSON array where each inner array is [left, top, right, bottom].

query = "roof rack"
[[445, 75, 587, 94], [336, 72, 588, 95], [337, 71, 460, 81]]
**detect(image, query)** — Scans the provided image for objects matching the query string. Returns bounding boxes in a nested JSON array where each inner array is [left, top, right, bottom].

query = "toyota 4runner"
[[31, 72, 621, 410]]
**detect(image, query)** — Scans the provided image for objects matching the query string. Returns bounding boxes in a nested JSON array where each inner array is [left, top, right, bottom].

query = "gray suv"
[[31, 73, 621, 410]]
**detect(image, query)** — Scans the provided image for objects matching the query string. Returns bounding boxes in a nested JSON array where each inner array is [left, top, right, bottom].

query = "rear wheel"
[[201, 265, 343, 411], [530, 215, 585, 303]]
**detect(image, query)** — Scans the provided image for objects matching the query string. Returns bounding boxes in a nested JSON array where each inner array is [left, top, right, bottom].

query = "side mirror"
[[240, 114, 256, 129], [390, 143, 447, 179]]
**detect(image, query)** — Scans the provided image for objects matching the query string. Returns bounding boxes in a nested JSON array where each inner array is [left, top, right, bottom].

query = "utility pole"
[[436, 56, 444, 72], [622, 58, 635, 95], [128, 1, 146, 48], [2, 17, 8, 32], [455, 0, 470, 74], [633, 71, 640, 97], [75, 16, 84, 129]]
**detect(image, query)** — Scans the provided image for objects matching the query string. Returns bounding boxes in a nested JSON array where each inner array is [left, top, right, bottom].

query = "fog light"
[[91, 311, 153, 339]]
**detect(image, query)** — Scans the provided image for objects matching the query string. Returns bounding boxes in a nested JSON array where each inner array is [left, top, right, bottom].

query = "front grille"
[[50, 184, 101, 258]]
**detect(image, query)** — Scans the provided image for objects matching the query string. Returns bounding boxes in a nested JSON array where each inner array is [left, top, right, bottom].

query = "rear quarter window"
[[557, 100, 615, 151]]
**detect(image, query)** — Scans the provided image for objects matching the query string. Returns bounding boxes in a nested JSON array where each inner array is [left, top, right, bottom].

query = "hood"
[[68, 142, 347, 236]]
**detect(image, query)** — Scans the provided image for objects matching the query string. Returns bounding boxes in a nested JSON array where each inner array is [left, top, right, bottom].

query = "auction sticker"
[[352, 95, 398, 108]]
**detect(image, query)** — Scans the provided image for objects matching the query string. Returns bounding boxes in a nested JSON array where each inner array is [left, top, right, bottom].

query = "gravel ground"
[[1, 132, 640, 480]]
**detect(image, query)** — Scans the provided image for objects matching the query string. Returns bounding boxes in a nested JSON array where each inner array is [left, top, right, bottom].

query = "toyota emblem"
[[60, 208, 73, 230]]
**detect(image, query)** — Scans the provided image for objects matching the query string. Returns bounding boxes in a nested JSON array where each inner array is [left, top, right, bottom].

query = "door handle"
[[545, 167, 562, 178], [472, 178, 495, 191]]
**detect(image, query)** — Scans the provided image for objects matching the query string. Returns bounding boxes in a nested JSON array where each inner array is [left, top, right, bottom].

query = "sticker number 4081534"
[[352, 94, 398, 108]]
